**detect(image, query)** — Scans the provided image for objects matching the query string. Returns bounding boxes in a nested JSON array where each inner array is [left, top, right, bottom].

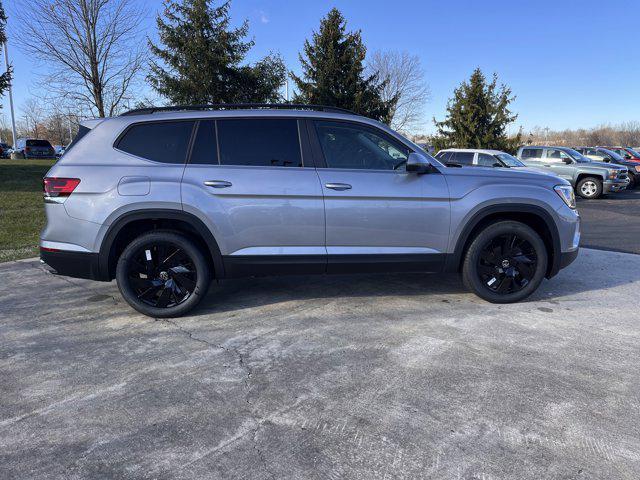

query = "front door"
[[309, 119, 450, 273], [181, 117, 326, 276], [543, 148, 575, 181]]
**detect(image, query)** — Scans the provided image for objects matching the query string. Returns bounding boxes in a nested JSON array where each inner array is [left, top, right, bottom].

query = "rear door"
[[309, 119, 449, 273], [181, 117, 326, 277]]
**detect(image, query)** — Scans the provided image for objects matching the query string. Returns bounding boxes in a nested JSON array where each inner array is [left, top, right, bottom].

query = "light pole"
[[3, 41, 17, 148]]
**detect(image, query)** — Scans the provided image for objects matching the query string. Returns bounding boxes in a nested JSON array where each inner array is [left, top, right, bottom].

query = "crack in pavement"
[[155, 317, 276, 478]]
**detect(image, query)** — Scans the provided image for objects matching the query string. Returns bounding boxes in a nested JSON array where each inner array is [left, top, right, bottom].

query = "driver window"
[[477, 153, 497, 167], [314, 120, 409, 171], [546, 149, 569, 163]]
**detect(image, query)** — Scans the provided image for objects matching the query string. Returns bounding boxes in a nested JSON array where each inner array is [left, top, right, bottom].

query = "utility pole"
[[3, 41, 17, 148]]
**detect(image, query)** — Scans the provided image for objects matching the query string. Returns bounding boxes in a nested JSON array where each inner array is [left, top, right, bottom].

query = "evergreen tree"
[[433, 68, 519, 151], [0, 2, 12, 107], [291, 8, 394, 122], [148, 0, 285, 104]]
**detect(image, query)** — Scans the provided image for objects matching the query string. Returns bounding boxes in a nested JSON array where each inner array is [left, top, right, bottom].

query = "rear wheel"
[[462, 221, 548, 303], [576, 176, 603, 199], [116, 231, 210, 317]]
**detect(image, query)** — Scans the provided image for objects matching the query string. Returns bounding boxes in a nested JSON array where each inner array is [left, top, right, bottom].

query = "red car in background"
[[602, 147, 640, 162]]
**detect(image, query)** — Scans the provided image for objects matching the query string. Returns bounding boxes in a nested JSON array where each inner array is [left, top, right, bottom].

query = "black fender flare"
[[445, 203, 562, 278], [98, 209, 225, 280]]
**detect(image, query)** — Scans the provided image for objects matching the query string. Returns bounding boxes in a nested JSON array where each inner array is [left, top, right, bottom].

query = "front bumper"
[[559, 248, 579, 270], [40, 248, 105, 281], [603, 179, 630, 194]]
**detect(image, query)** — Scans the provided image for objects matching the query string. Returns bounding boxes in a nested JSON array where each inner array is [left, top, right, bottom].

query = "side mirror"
[[562, 158, 573, 164], [406, 152, 434, 174]]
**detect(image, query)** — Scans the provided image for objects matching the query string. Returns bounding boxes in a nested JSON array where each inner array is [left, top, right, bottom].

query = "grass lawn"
[[0, 159, 56, 262]]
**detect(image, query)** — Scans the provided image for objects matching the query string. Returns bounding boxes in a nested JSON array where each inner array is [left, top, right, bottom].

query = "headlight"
[[608, 171, 618, 179], [554, 184, 576, 209], [635, 166, 640, 173]]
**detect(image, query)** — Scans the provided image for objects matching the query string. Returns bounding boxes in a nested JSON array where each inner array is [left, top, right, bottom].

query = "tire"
[[116, 230, 211, 318], [576, 176, 603, 199], [462, 221, 548, 304], [627, 173, 636, 190]]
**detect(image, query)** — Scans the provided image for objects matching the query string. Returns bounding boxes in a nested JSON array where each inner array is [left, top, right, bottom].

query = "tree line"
[[1, 0, 519, 151]]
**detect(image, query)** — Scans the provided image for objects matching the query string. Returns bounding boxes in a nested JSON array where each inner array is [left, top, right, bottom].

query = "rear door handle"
[[204, 180, 232, 188], [325, 183, 352, 191]]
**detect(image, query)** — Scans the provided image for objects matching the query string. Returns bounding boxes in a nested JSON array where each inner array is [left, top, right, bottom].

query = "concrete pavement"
[[1, 248, 639, 479]]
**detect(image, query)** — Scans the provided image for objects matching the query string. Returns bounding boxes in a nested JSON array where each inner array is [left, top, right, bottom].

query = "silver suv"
[[40, 105, 580, 317]]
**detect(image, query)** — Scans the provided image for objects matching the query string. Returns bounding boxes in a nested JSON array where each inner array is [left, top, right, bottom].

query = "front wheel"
[[462, 221, 548, 304], [627, 173, 636, 190], [116, 231, 211, 317], [576, 177, 603, 199]]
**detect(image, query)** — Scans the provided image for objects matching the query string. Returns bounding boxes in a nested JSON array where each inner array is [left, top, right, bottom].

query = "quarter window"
[[217, 119, 302, 167], [314, 120, 409, 171], [117, 121, 195, 164]]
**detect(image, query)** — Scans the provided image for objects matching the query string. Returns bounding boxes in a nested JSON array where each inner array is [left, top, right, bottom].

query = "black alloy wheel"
[[476, 233, 537, 295], [462, 221, 548, 303], [116, 231, 210, 317]]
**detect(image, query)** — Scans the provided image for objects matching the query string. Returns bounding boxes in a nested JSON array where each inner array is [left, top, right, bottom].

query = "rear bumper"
[[40, 248, 107, 281]]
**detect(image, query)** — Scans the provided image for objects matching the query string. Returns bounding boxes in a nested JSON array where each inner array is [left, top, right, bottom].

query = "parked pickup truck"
[[517, 146, 629, 199]]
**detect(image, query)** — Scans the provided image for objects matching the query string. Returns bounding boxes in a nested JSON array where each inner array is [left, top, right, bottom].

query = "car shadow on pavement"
[[192, 249, 640, 316]]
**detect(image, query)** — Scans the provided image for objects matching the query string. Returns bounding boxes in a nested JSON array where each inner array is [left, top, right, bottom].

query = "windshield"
[[564, 148, 591, 163], [600, 148, 625, 162], [495, 153, 525, 167], [625, 147, 640, 157]]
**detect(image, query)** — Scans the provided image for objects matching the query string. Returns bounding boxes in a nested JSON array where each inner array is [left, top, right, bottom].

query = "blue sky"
[[3, 0, 639, 133]]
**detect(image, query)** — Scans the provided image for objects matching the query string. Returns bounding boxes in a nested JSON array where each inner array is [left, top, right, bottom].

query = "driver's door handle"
[[204, 180, 232, 188], [325, 183, 352, 191]]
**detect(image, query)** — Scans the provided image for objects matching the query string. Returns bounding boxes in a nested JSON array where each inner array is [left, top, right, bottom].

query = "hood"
[[586, 160, 626, 171], [441, 164, 570, 185]]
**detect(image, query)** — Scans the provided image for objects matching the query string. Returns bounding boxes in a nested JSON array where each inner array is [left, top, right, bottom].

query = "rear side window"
[[452, 152, 474, 165], [217, 119, 302, 167], [520, 148, 542, 159], [117, 121, 195, 163]]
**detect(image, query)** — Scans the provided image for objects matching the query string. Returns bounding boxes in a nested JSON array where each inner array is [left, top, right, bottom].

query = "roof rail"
[[120, 103, 360, 117]]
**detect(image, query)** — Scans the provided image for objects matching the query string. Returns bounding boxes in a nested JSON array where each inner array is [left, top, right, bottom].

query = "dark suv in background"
[[14, 138, 55, 159]]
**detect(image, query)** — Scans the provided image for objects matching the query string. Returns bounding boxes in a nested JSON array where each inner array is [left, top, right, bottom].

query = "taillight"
[[43, 177, 80, 203], [25, 147, 31, 152]]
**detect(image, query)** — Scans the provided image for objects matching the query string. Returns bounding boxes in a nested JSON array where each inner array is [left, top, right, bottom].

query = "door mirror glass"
[[406, 152, 433, 173]]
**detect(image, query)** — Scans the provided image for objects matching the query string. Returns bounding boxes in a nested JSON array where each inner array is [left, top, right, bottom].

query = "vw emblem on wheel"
[[501, 259, 510, 268]]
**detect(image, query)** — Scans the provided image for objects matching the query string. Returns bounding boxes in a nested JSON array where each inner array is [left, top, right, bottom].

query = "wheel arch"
[[446, 204, 562, 278], [98, 209, 225, 281], [576, 172, 605, 183]]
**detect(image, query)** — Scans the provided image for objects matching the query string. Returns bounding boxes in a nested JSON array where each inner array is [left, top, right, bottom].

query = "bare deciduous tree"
[[526, 122, 640, 147], [15, 0, 146, 117], [21, 98, 45, 138], [368, 50, 430, 133]]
